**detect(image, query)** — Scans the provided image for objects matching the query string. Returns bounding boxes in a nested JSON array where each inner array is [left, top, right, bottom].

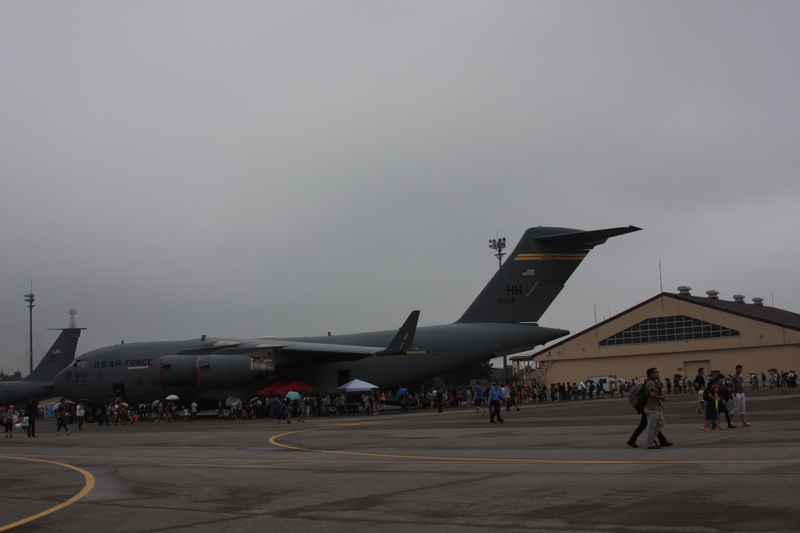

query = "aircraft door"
[[112, 383, 126, 403]]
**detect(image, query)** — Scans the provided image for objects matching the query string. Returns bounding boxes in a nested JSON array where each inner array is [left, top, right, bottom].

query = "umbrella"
[[505, 375, 521, 383], [165, 394, 179, 401], [768, 368, 778, 373], [585, 379, 595, 383], [285, 391, 301, 400], [151, 400, 160, 409], [749, 371, 759, 375], [396, 388, 408, 396], [225, 395, 239, 407]]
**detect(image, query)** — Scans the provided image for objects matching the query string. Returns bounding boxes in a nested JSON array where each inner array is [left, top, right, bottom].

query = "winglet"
[[377, 310, 420, 355]]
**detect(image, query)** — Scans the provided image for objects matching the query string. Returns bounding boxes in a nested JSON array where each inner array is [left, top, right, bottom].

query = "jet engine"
[[158, 356, 200, 388], [196, 354, 276, 389]]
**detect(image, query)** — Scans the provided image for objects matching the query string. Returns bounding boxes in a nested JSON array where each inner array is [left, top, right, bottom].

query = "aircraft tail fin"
[[25, 328, 83, 382], [456, 225, 640, 324], [378, 310, 420, 355]]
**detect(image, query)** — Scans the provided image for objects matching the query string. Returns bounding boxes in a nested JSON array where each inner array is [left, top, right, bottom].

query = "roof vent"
[[706, 290, 719, 300], [733, 294, 746, 304], [677, 286, 692, 296], [752, 297, 764, 306]]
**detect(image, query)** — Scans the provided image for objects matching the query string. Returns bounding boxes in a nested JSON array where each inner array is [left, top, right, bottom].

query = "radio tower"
[[69, 307, 78, 328]]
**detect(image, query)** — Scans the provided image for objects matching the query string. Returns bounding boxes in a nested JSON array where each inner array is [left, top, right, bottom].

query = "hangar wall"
[[533, 292, 800, 386]]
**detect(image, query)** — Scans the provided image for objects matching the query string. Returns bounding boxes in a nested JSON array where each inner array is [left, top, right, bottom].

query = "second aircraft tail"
[[25, 328, 83, 382], [456, 225, 640, 324]]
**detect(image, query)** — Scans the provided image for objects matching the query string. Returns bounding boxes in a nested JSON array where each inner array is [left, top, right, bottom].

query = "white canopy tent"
[[336, 378, 379, 392]]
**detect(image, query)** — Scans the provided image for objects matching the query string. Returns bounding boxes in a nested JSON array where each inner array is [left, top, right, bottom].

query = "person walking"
[[644, 368, 667, 449], [25, 398, 38, 437], [435, 388, 444, 413], [730, 365, 752, 426], [3, 404, 14, 438], [694, 368, 707, 414], [715, 374, 735, 428], [55, 398, 71, 435], [75, 402, 86, 431], [627, 390, 672, 449], [473, 383, 485, 416], [505, 385, 521, 412], [487, 382, 505, 424], [701, 380, 723, 430]]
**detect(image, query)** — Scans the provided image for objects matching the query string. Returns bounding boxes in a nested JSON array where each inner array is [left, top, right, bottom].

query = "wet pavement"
[[2, 386, 799, 532]]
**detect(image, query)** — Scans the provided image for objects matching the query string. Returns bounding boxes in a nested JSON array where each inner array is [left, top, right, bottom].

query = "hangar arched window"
[[599, 315, 739, 346]]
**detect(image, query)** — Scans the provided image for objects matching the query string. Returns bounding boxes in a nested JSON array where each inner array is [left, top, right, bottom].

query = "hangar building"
[[526, 287, 800, 385]]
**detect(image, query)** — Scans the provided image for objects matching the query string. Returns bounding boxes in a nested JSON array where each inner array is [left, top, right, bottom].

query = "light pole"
[[24, 285, 35, 375], [488, 236, 506, 269], [488, 235, 508, 377]]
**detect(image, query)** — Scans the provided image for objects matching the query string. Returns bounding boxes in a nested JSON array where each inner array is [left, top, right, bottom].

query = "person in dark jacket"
[[25, 398, 38, 437]]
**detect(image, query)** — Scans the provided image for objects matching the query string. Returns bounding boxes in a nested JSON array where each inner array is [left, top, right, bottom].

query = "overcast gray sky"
[[2, 2, 799, 373]]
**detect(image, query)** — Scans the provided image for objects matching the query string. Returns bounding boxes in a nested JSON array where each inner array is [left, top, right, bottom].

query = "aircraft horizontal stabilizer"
[[531, 225, 641, 247]]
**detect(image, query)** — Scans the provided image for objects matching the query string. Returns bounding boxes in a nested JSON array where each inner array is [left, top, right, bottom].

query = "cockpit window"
[[73, 359, 89, 369]]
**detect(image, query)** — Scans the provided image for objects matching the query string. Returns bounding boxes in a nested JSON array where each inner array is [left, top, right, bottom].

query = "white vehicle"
[[587, 376, 617, 394]]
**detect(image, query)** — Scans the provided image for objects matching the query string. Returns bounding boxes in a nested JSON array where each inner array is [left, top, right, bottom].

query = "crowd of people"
[[625, 363, 777, 450], [1, 397, 44, 438], [2, 366, 793, 437]]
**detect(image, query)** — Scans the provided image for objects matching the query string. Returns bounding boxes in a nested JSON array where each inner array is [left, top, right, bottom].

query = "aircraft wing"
[[275, 310, 422, 364]]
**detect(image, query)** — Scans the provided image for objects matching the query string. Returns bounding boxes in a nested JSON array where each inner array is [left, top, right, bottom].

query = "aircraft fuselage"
[[53, 322, 568, 406]]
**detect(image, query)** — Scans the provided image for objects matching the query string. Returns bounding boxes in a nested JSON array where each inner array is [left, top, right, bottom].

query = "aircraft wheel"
[[84, 412, 96, 423]]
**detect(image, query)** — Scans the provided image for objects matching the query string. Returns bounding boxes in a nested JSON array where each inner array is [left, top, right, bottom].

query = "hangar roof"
[[676, 294, 800, 332], [521, 292, 800, 360]]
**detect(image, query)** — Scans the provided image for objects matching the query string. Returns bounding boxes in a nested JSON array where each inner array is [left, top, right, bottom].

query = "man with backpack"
[[627, 375, 672, 448], [635, 368, 669, 449]]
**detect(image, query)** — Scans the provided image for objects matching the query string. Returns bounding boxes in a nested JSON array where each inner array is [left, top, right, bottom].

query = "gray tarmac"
[[2, 387, 799, 533]]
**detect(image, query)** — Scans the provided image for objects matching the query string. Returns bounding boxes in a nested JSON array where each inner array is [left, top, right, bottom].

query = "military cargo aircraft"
[[1, 327, 83, 406], [53, 225, 639, 408]]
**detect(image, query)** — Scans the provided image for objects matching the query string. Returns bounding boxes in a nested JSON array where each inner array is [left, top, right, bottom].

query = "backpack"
[[628, 382, 649, 412]]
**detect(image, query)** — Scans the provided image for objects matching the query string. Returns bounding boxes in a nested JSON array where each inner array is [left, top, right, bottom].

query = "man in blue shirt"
[[473, 384, 485, 416], [487, 382, 505, 424]]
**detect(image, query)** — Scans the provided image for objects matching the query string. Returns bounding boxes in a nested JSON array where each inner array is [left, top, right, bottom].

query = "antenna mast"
[[24, 281, 35, 375]]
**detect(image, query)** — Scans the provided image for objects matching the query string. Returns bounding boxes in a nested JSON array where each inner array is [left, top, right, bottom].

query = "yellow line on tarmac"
[[0, 455, 95, 532], [268, 422, 800, 465]]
